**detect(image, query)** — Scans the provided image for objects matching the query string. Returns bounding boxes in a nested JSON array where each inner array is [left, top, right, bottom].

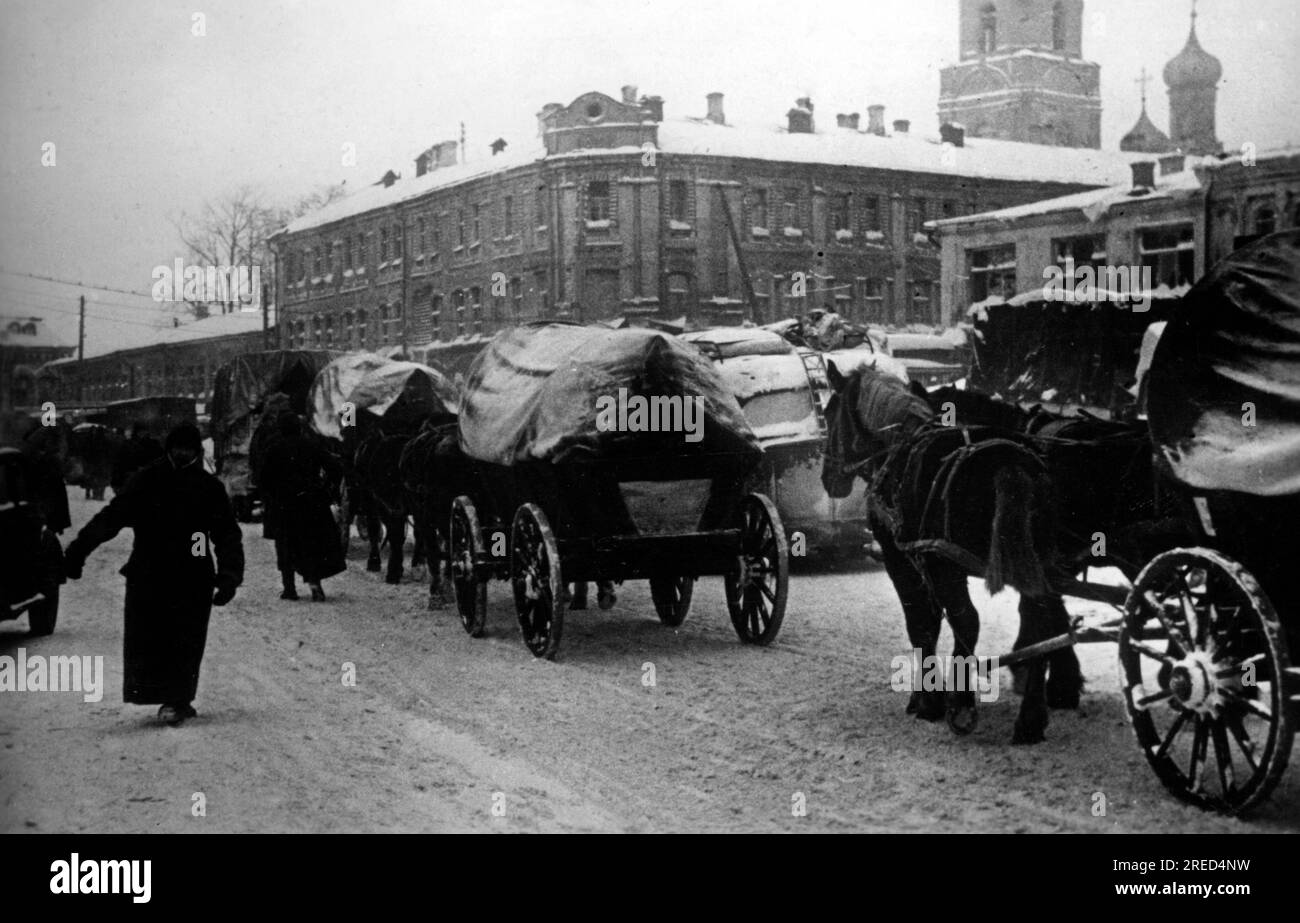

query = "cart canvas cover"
[[1148, 230, 1300, 496], [309, 354, 459, 438], [211, 350, 339, 459], [459, 324, 760, 465]]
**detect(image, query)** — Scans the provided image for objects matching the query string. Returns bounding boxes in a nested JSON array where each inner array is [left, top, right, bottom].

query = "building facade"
[[0, 317, 75, 411], [37, 313, 267, 410], [272, 87, 1133, 352], [930, 149, 1300, 324], [938, 0, 1102, 149]]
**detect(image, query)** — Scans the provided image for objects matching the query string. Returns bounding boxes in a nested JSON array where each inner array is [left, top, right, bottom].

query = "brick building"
[[272, 86, 1133, 351]]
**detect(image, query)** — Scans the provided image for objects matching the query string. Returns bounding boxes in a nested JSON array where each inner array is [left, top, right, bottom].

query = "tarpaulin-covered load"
[[1148, 229, 1300, 496], [459, 323, 760, 467], [970, 288, 1182, 410], [210, 350, 340, 485], [308, 352, 459, 439]]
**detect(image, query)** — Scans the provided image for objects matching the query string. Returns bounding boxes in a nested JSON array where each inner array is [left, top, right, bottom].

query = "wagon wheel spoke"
[[756, 580, 776, 605], [1186, 716, 1207, 792], [1210, 719, 1237, 797], [1224, 714, 1260, 773], [1154, 710, 1190, 761], [1139, 590, 1193, 651], [1176, 585, 1206, 651], [1221, 688, 1273, 722], [1135, 687, 1173, 709], [1128, 638, 1177, 666]]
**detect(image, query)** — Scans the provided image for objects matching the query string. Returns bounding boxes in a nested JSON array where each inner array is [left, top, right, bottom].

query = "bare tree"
[[171, 183, 347, 318]]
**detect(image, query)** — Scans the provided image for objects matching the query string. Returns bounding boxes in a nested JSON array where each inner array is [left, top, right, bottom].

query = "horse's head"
[[822, 361, 936, 498]]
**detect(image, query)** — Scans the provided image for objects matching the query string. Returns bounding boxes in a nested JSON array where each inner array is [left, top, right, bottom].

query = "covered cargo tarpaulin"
[[459, 323, 760, 466], [343, 360, 460, 430], [1148, 229, 1300, 496], [210, 349, 340, 482], [969, 288, 1183, 410], [308, 352, 392, 439]]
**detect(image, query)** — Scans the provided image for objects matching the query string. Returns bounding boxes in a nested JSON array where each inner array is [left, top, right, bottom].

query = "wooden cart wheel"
[[725, 493, 789, 645], [449, 495, 488, 638], [650, 575, 694, 627], [1119, 548, 1295, 815], [511, 503, 564, 660]]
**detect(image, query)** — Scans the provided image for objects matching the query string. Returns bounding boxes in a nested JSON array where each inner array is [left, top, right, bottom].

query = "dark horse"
[[823, 365, 1071, 743]]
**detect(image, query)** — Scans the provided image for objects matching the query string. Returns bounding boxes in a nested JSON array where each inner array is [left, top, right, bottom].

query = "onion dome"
[[1164, 17, 1223, 88], [1121, 106, 1173, 154]]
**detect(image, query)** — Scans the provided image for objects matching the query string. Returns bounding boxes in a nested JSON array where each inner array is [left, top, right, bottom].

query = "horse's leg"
[[933, 561, 980, 736], [1041, 595, 1083, 709], [1012, 596, 1051, 744], [570, 581, 589, 610], [385, 511, 405, 585], [364, 494, 383, 572], [875, 522, 943, 720], [426, 511, 449, 610]]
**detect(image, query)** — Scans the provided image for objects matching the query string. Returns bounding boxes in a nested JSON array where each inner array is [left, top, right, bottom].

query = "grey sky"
[[2, 0, 1297, 304]]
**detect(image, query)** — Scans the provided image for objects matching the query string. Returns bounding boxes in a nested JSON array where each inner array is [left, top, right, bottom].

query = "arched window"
[[980, 3, 997, 54], [356, 309, 368, 347], [1052, 1, 1065, 51], [453, 289, 466, 337], [324, 315, 334, 347], [343, 311, 354, 346], [313, 315, 323, 347]]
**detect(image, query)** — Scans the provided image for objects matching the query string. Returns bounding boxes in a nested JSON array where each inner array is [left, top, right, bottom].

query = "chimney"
[[787, 98, 814, 134], [537, 102, 563, 136], [621, 84, 639, 104], [640, 95, 663, 121], [836, 113, 861, 130], [1130, 161, 1157, 192], [706, 92, 725, 125], [1158, 153, 1186, 175], [939, 122, 965, 147], [867, 105, 886, 136], [490, 137, 508, 156], [893, 119, 910, 134]]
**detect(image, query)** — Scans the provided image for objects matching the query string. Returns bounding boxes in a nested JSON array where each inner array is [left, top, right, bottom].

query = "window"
[[342, 237, 352, 271], [715, 265, 729, 296], [980, 3, 997, 54], [1139, 224, 1195, 288], [1052, 1, 1066, 51], [431, 221, 441, 260], [510, 277, 522, 320], [536, 184, 547, 227], [862, 278, 884, 319], [1253, 203, 1277, 236], [453, 289, 466, 337], [907, 198, 928, 237], [910, 280, 933, 322], [392, 224, 403, 260], [471, 205, 481, 243], [668, 180, 690, 222], [666, 272, 692, 312], [417, 218, 426, 255], [831, 193, 851, 233], [380, 227, 389, 262], [458, 210, 466, 247], [1052, 235, 1106, 280], [751, 188, 768, 228], [504, 196, 514, 236], [313, 245, 323, 278], [587, 181, 611, 222], [323, 315, 334, 347], [469, 286, 483, 334], [942, 200, 958, 219], [534, 270, 549, 315], [343, 312, 354, 346], [968, 244, 1017, 302], [356, 309, 368, 347], [357, 234, 366, 269], [863, 195, 883, 233], [782, 188, 800, 228], [430, 295, 443, 339]]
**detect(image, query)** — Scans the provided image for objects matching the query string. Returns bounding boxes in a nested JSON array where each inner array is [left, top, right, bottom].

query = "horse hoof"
[[909, 691, 945, 722], [1011, 719, 1047, 745], [366, 561, 381, 573], [385, 574, 402, 586], [598, 589, 617, 610], [946, 704, 979, 736], [1046, 684, 1082, 710]]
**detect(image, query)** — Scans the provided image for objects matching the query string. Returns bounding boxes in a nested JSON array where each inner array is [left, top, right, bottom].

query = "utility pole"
[[262, 281, 270, 349], [77, 294, 86, 403]]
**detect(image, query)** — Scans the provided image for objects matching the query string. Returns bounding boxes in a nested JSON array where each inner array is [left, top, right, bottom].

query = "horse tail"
[[985, 465, 1049, 598]]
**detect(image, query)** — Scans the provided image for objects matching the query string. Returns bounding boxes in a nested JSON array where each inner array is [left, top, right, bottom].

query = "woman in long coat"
[[62, 423, 244, 726], [260, 412, 345, 601]]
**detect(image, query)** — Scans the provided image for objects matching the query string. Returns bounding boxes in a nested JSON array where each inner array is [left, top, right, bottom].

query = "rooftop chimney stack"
[[1131, 161, 1157, 192], [939, 122, 966, 147], [1158, 153, 1186, 175], [787, 98, 814, 133], [706, 92, 725, 124], [893, 119, 910, 134], [867, 104, 886, 136], [621, 85, 639, 104], [836, 113, 861, 129], [537, 102, 563, 136], [640, 95, 664, 122]]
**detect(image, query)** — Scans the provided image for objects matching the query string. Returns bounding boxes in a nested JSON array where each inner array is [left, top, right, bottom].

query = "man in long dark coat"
[[62, 423, 244, 726], [111, 422, 164, 494], [260, 412, 344, 601]]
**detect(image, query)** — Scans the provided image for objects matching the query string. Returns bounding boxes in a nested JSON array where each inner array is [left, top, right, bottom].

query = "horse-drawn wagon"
[[446, 322, 789, 659], [822, 230, 1300, 814]]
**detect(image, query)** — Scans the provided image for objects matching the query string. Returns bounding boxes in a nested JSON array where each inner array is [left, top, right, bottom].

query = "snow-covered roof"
[[281, 112, 1141, 236], [42, 310, 264, 366]]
